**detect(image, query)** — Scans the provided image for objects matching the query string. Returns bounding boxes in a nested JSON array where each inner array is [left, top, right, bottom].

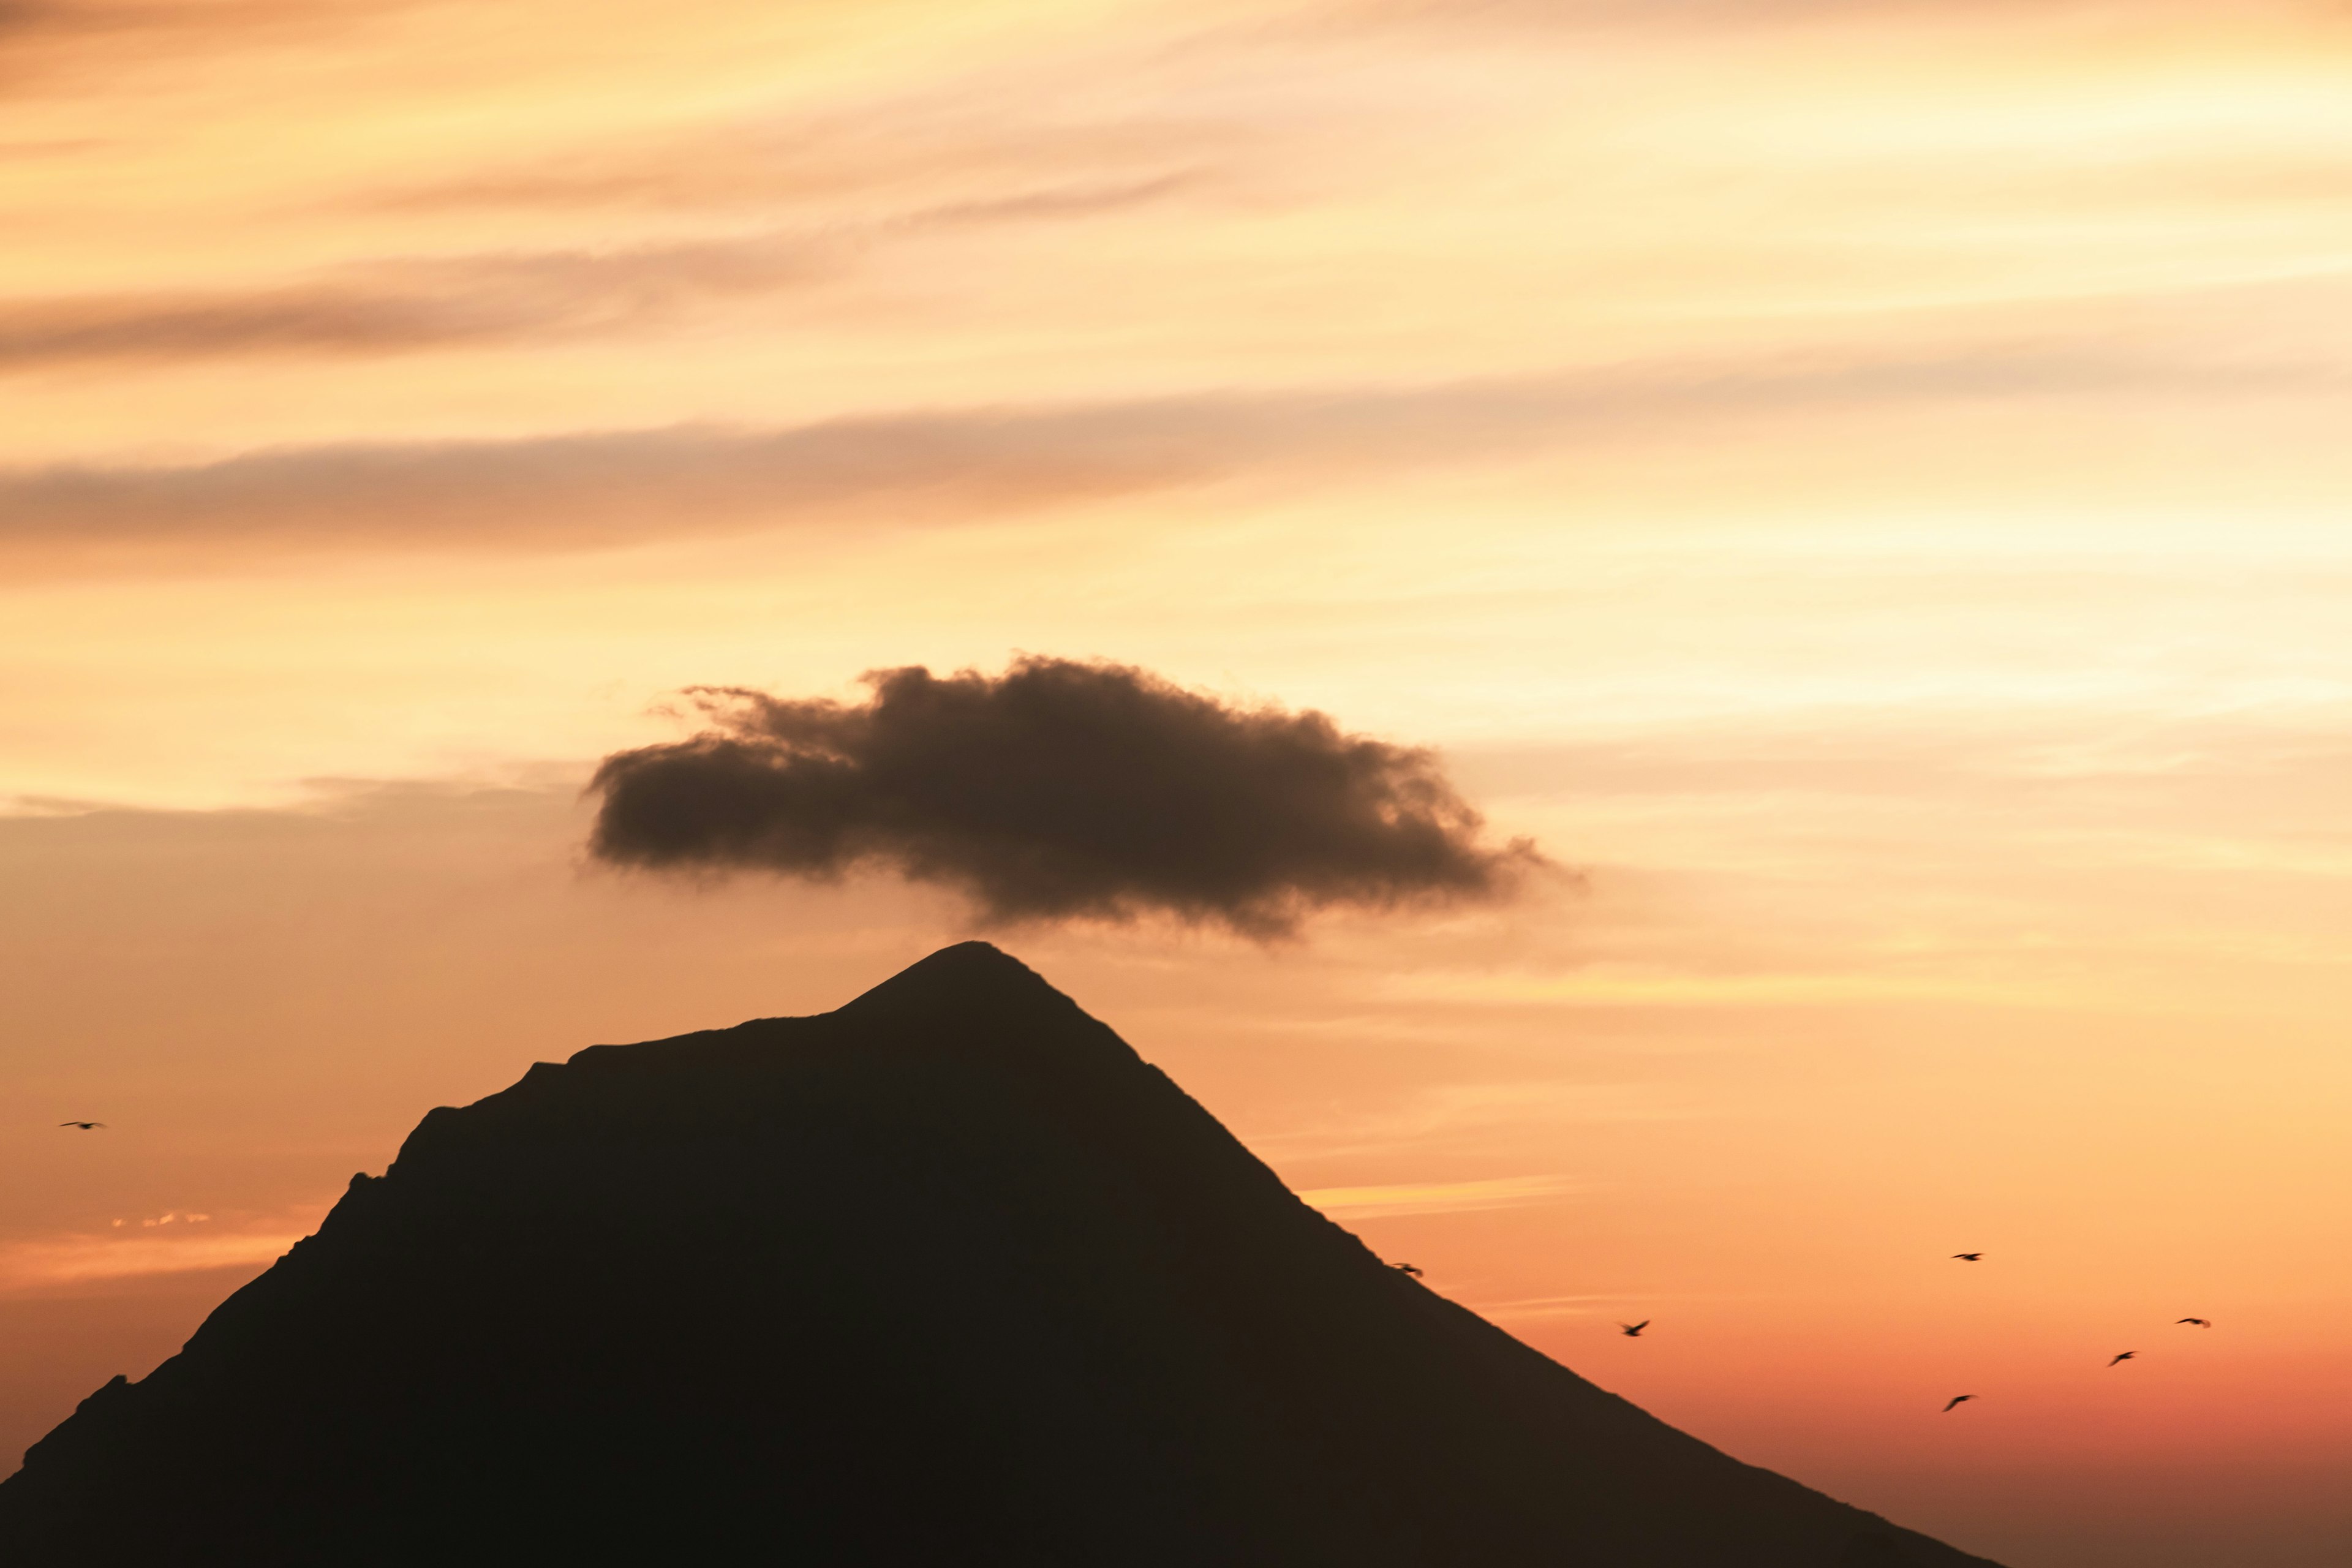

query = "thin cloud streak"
[[0, 1227, 305, 1294], [372, 98, 1224, 218], [0, 0, 421, 82], [0, 243, 829, 365], [1297, 1174, 1584, 1219], [1473, 1295, 1633, 1322], [3, 344, 2329, 570], [0, 176, 1182, 371], [1341, 0, 2271, 36]]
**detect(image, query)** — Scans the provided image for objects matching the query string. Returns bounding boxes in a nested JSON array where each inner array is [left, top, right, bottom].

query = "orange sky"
[[6, 2, 2352, 1562]]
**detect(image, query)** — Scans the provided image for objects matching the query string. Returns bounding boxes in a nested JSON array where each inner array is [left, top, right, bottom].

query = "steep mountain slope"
[[0, 944, 1997, 1566]]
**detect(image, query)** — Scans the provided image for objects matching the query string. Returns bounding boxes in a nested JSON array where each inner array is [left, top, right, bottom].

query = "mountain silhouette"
[[0, 943, 1997, 1566]]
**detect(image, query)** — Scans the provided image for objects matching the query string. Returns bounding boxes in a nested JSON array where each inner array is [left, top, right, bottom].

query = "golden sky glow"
[[6, 3, 2352, 1562]]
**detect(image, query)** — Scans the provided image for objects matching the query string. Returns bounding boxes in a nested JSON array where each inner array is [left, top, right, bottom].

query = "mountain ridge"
[[0, 943, 1999, 1567]]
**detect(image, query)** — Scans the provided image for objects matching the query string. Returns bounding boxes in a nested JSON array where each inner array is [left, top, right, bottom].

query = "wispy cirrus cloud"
[[0, 342, 2329, 571], [0, 398, 1234, 564], [0, 0, 424, 83], [372, 92, 1226, 219], [0, 175, 1185, 372], [1339, 0, 2271, 36], [0, 239, 826, 366]]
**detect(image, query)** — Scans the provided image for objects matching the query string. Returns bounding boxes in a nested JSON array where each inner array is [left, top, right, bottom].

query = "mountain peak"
[[536, 944, 1134, 1095], [837, 940, 1068, 1020]]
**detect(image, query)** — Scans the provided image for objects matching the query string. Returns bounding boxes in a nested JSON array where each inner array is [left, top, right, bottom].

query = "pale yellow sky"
[[4, 3, 2352, 1563]]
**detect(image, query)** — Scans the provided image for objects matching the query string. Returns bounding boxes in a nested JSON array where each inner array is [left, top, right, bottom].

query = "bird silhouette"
[[2108, 1351, 2136, 1366], [57, 1121, 105, 1131], [1942, 1395, 1975, 1412], [1392, 1262, 1423, 1278], [2177, 1318, 2211, 1328], [1950, 1253, 1983, 1262], [1620, 1321, 1649, 1338]]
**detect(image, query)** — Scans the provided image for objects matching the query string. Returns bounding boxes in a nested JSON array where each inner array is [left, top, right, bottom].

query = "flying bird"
[[1392, 1262, 1423, 1278], [2177, 1318, 2211, 1328], [2108, 1351, 2137, 1366], [1620, 1321, 1649, 1338], [1942, 1395, 1975, 1412], [1950, 1253, 1983, 1262], [57, 1121, 105, 1131]]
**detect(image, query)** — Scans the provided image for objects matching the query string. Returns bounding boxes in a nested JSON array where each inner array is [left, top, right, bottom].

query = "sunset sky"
[[6, 1, 2352, 1562]]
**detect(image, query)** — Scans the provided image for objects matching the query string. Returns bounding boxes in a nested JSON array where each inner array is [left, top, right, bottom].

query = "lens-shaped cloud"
[[586, 657, 1541, 936]]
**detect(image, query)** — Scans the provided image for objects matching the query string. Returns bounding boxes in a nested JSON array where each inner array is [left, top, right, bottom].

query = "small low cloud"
[[587, 657, 1541, 937]]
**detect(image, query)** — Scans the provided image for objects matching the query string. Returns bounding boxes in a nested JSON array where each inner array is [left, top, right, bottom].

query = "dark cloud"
[[586, 658, 1541, 937]]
